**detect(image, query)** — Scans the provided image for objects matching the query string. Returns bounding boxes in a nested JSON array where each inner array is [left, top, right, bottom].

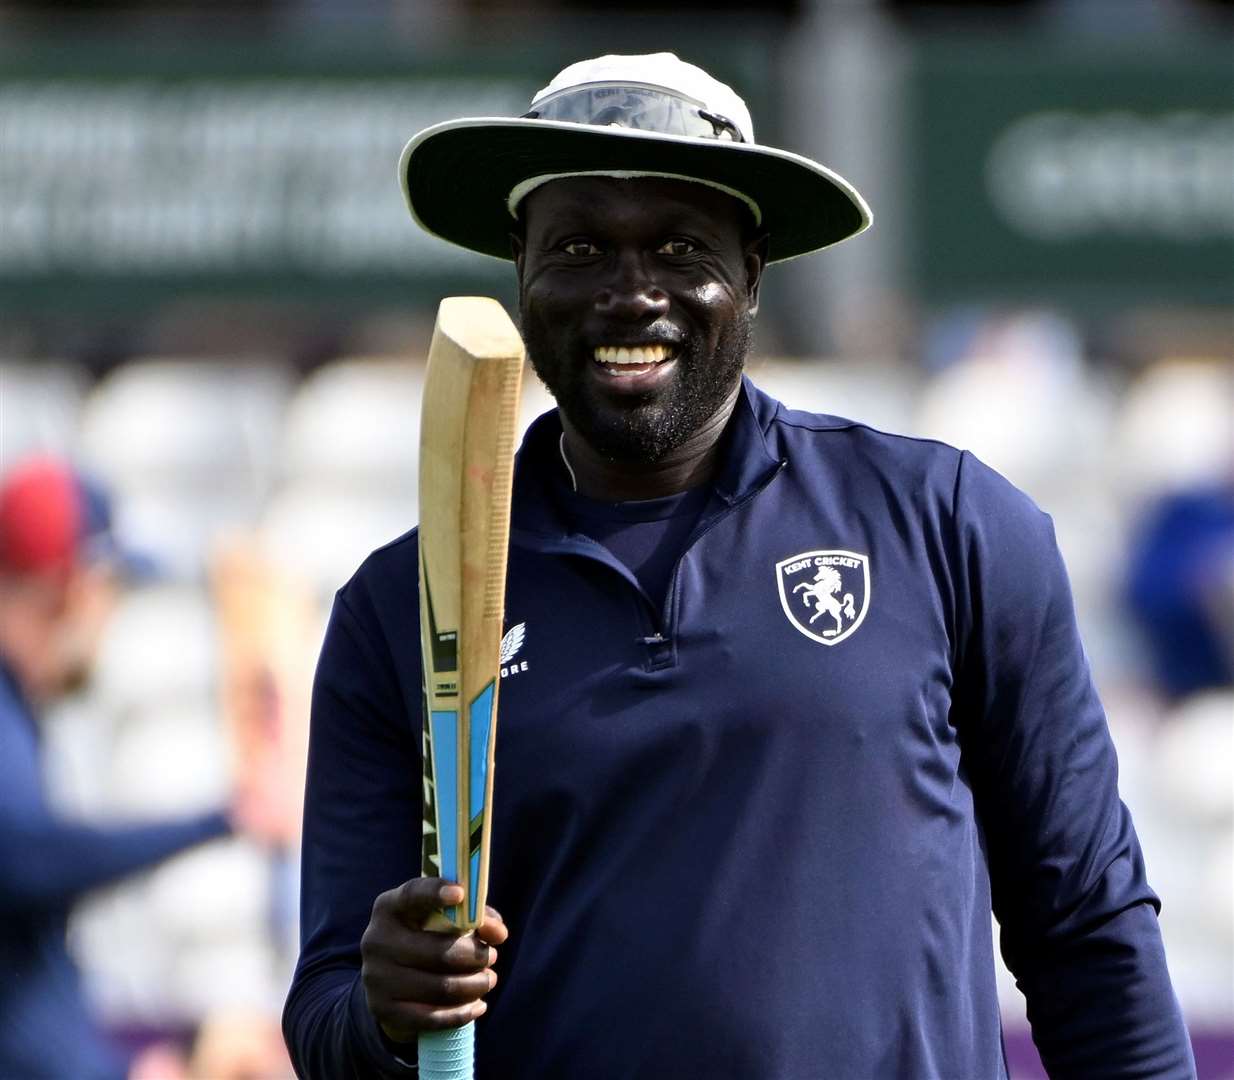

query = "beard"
[[520, 310, 752, 465]]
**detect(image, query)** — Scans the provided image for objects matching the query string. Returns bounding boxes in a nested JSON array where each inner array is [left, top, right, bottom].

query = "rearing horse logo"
[[793, 566, 857, 635], [775, 549, 871, 646]]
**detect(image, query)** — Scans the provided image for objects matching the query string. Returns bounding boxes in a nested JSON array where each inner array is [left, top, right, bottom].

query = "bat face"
[[418, 296, 524, 932]]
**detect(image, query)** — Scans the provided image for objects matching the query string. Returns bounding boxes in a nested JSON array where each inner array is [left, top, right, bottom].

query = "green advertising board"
[[907, 37, 1233, 309], [0, 35, 773, 319]]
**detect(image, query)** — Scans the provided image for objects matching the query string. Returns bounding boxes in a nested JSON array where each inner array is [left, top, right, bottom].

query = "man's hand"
[[361, 877, 509, 1044]]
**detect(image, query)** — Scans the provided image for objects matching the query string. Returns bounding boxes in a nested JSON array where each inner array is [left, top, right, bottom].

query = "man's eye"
[[657, 238, 697, 257], [561, 239, 601, 256]]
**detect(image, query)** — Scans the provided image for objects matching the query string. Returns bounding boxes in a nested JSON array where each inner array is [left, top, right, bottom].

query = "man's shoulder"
[[747, 378, 1050, 533], [0, 659, 40, 776], [0, 660, 33, 727], [333, 527, 419, 630], [747, 378, 965, 488]]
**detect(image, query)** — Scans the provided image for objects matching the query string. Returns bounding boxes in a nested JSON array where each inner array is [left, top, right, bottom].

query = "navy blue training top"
[[0, 659, 230, 1080], [283, 378, 1194, 1079], [559, 479, 710, 609]]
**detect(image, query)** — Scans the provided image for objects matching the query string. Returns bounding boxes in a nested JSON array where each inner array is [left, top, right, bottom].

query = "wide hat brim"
[[399, 118, 872, 265]]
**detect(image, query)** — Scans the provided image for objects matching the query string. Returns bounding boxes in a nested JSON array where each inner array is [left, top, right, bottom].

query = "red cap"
[[0, 457, 86, 575]]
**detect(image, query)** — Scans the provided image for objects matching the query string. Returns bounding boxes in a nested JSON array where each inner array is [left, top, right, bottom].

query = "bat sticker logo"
[[775, 550, 871, 646], [499, 622, 529, 678]]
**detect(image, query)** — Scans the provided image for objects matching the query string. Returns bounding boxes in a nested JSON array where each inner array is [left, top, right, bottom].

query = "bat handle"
[[418, 1021, 475, 1080]]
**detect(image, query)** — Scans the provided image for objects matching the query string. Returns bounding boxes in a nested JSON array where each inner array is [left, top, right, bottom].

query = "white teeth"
[[593, 345, 674, 365]]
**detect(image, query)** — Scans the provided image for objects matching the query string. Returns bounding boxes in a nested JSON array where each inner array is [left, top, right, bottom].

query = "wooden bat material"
[[417, 296, 524, 1080]]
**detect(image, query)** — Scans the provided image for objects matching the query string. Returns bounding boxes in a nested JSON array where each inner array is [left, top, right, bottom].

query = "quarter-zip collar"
[[510, 375, 783, 551]]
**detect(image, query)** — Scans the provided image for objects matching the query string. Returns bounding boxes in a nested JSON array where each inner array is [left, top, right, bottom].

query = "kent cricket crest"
[[776, 549, 871, 646]]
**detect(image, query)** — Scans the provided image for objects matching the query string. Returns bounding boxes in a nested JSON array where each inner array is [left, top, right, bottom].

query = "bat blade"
[[418, 296, 524, 934]]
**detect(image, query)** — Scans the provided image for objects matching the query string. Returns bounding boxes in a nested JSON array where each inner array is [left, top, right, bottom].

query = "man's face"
[[515, 176, 765, 464], [0, 562, 116, 702]]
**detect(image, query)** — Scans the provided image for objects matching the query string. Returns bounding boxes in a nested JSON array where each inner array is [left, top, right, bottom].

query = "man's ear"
[[744, 232, 769, 317]]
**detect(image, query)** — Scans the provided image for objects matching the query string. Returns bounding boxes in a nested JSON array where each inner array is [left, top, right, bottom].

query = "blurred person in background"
[[1125, 477, 1234, 704], [0, 455, 283, 1080]]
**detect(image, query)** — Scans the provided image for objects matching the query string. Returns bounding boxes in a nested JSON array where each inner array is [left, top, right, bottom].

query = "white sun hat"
[[399, 52, 871, 264]]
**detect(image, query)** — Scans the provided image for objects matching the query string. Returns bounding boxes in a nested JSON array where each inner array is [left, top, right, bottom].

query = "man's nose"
[[593, 252, 670, 321]]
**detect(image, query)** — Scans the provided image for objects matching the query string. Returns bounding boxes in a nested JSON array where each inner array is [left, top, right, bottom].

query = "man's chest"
[[494, 488, 961, 810]]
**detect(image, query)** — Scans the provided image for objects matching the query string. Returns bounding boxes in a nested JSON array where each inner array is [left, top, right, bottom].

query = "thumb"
[[388, 876, 465, 928]]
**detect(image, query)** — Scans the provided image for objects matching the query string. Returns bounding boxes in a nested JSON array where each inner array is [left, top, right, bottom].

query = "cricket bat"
[[417, 296, 524, 1080]]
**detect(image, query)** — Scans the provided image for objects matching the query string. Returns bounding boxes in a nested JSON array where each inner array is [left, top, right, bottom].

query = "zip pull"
[[638, 630, 675, 670]]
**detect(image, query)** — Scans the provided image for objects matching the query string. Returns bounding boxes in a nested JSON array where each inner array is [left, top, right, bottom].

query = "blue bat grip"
[[418, 1021, 474, 1080]]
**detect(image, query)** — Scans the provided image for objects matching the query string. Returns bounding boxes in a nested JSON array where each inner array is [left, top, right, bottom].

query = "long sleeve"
[[950, 451, 1195, 1078], [0, 667, 231, 1080], [0, 681, 229, 914], [282, 579, 422, 1080], [0, 811, 230, 913]]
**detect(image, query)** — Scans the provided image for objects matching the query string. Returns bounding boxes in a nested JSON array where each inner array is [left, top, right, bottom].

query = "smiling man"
[[283, 54, 1195, 1079], [514, 176, 760, 497]]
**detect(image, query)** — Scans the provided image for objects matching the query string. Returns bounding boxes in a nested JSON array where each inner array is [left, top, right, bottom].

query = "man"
[[0, 455, 274, 1080], [284, 54, 1195, 1077]]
